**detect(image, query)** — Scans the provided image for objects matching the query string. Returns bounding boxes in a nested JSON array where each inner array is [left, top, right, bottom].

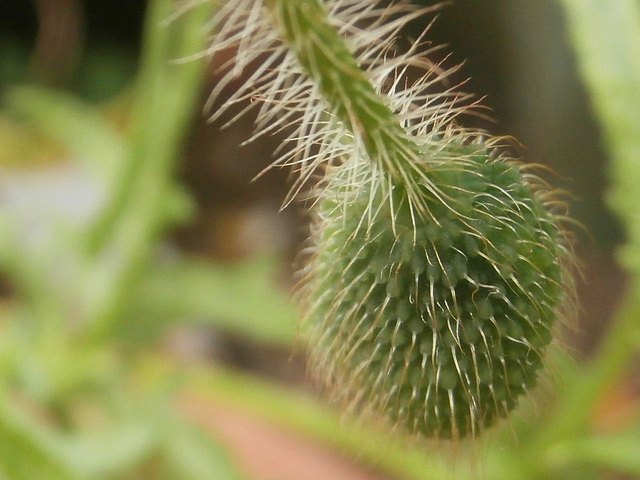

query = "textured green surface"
[[264, 0, 416, 161], [307, 151, 570, 438]]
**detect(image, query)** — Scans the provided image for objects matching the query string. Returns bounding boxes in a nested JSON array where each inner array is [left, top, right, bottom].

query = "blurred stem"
[[263, 0, 423, 185], [170, 362, 461, 480], [0, 394, 83, 479], [558, 0, 640, 275], [569, 430, 640, 478], [30, 0, 84, 86], [544, 0, 640, 441], [83, 0, 213, 338], [539, 282, 640, 442]]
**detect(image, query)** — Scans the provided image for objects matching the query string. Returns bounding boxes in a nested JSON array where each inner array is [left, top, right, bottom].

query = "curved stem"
[[539, 281, 640, 442], [263, 0, 422, 180], [547, 0, 640, 441]]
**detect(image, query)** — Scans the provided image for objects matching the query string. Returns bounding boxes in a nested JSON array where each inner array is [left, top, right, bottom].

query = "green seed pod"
[[304, 150, 573, 439], [204, 0, 575, 440]]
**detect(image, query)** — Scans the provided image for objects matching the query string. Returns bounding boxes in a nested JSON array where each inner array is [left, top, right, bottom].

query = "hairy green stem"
[[264, 0, 422, 180], [252, 0, 574, 440]]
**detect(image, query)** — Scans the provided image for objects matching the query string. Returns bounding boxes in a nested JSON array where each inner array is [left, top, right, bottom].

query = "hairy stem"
[[264, 0, 422, 180]]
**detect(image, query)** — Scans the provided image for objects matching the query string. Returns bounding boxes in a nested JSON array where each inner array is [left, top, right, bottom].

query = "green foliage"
[[0, 398, 81, 480], [536, 0, 640, 446], [560, 0, 640, 276], [131, 255, 296, 347], [0, 0, 639, 478], [0, 0, 277, 478]]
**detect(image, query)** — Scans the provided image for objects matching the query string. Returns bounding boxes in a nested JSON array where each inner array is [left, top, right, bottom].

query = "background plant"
[[0, 0, 638, 479]]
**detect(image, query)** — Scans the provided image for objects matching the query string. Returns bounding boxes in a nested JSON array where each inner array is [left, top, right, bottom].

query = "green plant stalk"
[[558, 0, 640, 275], [143, 359, 462, 480], [0, 394, 82, 480], [84, 0, 196, 254], [82, 0, 214, 338], [543, 0, 640, 441], [264, 0, 423, 186], [145, 356, 640, 480]]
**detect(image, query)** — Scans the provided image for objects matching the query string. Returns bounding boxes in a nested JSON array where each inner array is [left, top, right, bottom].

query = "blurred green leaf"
[[162, 420, 244, 480], [544, 0, 640, 446], [13, 333, 117, 406], [130, 256, 297, 346], [559, 0, 640, 273], [62, 422, 158, 478], [180, 363, 456, 480], [0, 398, 81, 480], [4, 86, 125, 181], [573, 430, 640, 477]]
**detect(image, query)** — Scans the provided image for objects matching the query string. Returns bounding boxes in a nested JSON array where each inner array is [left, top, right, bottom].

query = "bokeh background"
[[0, 1, 636, 479]]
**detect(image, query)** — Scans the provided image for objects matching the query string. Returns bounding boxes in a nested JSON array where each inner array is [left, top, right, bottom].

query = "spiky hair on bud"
[[199, 0, 576, 440]]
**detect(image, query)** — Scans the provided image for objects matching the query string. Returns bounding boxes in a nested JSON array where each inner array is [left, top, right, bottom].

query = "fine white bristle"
[[203, 0, 483, 214]]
